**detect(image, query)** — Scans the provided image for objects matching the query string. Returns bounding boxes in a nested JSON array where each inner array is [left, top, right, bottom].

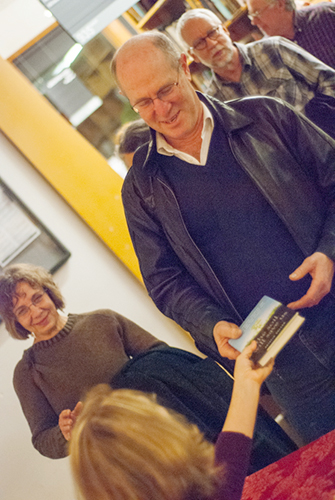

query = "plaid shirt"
[[294, 2, 335, 69], [207, 36, 335, 114]]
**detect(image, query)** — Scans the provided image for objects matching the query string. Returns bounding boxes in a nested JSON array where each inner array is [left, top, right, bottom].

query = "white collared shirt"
[[156, 102, 214, 166]]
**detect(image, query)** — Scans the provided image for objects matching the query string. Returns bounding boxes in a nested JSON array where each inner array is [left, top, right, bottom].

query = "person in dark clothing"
[[70, 341, 274, 500], [246, 0, 335, 69], [111, 31, 335, 444]]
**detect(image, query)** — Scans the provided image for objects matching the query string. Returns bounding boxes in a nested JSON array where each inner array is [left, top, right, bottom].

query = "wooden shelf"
[[224, 5, 255, 42], [137, 0, 186, 30]]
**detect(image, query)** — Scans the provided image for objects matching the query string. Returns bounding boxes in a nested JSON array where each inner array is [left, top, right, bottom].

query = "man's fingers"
[[217, 342, 240, 360]]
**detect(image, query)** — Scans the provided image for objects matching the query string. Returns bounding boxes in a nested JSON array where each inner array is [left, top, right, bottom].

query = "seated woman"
[[0, 263, 296, 467], [70, 342, 272, 500]]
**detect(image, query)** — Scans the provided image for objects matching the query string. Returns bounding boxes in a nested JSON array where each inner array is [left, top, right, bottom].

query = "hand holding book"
[[229, 296, 305, 367]]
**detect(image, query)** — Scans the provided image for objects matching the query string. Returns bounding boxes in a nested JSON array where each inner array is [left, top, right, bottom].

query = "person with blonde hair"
[[70, 342, 273, 500]]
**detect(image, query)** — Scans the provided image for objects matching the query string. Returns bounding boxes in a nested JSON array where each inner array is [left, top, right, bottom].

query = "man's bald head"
[[111, 32, 181, 94]]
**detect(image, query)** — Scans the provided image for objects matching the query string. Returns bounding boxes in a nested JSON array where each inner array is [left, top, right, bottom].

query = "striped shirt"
[[207, 36, 335, 114]]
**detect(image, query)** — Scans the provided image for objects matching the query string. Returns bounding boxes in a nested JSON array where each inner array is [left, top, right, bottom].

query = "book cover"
[[229, 296, 305, 366]]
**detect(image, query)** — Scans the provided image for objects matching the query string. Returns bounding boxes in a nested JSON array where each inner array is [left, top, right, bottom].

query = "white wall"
[[0, 131, 200, 500], [0, 0, 55, 59]]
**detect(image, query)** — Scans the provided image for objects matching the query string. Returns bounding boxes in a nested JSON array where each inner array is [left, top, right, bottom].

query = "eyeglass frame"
[[189, 25, 222, 52], [131, 65, 181, 114], [247, 0, 277, 20], [13, 290, 47, 319]]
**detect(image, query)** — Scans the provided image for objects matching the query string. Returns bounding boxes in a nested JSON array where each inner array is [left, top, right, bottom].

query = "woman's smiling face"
[[13, 281, 61, 340]]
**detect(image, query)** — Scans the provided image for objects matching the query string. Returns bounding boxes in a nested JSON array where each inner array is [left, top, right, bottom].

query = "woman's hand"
[[59, 402, 83, 441], [234, 340, 274, 388]]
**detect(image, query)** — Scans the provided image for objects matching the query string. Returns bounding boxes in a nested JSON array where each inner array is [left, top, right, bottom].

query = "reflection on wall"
[[13, 25, 137, 159]]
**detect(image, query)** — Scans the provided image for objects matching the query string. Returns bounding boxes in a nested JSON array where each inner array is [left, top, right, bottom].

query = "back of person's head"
[[114, 119, 151, 169], [70, 384, 221, 500], [0, 263, 64, 339]]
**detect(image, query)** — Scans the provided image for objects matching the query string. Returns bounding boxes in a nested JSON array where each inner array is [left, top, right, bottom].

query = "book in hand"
[[228, 296, 305, 366]]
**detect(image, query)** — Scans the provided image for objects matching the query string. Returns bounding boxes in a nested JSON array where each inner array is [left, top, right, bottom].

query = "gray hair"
[[111, 32, 181, 91], [176, 9, 222, 48], [0, 263, 65, 339], [266, 0, 296, 10]]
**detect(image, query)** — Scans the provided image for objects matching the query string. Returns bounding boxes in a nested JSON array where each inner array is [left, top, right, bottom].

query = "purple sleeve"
[[214, 432, 252, 500]]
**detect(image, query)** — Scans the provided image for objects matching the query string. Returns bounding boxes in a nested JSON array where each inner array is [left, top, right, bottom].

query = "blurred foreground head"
[[70, 384, 221, 500]]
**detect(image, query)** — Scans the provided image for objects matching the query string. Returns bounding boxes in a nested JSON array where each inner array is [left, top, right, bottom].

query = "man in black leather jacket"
[[112, 32, 335, 444]]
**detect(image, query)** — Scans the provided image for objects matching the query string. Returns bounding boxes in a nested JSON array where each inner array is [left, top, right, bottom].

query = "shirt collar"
[[293, 9, 303, 35], [212, 43, 251, 86], [156, 102, 214, 165]]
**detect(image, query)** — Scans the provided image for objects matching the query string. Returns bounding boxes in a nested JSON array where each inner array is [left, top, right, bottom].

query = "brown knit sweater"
[[13, 309, 166, 458]]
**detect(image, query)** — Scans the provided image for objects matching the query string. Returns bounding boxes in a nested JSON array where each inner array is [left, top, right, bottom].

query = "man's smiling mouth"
[[161, 111, 180, 124]]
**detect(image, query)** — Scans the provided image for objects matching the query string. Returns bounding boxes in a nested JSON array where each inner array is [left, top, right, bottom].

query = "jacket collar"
[[137, 92, 253, 175]]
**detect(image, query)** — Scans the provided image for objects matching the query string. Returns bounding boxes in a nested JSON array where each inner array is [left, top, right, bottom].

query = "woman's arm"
[[14, 361, 68, 458], [223, 341, 274, 438]]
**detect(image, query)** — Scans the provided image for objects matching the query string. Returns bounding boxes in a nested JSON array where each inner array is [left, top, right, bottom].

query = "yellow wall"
[[0, 56, 142, 281]]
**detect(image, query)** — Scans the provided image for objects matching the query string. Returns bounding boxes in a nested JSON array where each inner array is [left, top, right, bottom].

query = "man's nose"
[[152, 97, 172, 115], [206, 37, 219, 50]]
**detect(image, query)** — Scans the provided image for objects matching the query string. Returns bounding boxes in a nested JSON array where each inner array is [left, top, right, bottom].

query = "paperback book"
[[229, 296, 305, 366]]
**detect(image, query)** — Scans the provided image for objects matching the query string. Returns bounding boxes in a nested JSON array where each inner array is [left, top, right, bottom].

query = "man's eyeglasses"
[[14, 291, 46, 319], [132, 68, 180, 114], [190, 25, 221, 51], [248, 1, 276, 20]]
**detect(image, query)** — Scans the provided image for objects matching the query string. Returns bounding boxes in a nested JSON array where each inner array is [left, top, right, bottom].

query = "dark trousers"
[[111, 346, 297, 474], [266, 334, 335, 445]]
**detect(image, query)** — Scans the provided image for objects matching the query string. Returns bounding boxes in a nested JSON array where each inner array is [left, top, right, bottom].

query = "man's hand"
[[59, 402, 83, 441], [213, 320, 242, 360], [288, 252, 334, 310]]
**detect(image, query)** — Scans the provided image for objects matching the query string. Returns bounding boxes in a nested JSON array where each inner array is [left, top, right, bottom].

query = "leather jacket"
[[122, 93, 335, 365]]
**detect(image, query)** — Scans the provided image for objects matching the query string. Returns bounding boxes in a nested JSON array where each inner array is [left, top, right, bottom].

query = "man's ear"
[[180, 52, 193, 79], [187, 48, 201, 64], [222, 24, 230, 36]]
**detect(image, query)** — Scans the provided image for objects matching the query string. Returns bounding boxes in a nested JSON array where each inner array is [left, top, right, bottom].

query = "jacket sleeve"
[[277, 101, 335, 261], [13, 359, 68, 459], [122, 167, 237, 361]]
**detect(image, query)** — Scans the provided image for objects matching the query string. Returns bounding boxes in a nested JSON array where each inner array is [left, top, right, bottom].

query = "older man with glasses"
[[246, 0, 335, 69], [176, 8, 335, 138], [112, 31, 335, 446]]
